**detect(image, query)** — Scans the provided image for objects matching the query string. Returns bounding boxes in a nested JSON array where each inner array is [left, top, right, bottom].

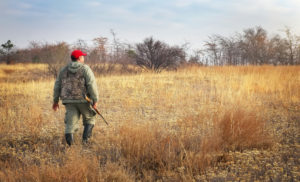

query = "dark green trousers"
[[64, 103, 96, 134]]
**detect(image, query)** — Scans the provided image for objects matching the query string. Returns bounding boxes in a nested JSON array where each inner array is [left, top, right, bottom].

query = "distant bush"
[[133, 37, 186, 72]]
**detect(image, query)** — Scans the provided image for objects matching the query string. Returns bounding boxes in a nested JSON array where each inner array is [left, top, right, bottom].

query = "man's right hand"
[[52, 102, 59, 111], [92, 102, 97, 110]]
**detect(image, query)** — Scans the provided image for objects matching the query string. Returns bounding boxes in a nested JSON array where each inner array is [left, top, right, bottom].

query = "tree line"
[[1, 26, 299, 75], [201, 26, 300, 66]]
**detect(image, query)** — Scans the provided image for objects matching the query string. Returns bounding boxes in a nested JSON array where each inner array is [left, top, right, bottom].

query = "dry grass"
[[0, 64, 299, 181], [0, 63, 48, 82]]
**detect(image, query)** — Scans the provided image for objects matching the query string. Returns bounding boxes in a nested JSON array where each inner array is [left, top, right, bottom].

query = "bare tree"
[[295, 36, 300, 65], [204, 36, 220, 65], [134, 37, 186, 72], [240, 26, 268, 65], [73, 39, 89, 53], [188, 49, 204, 65], [216, 35, 242, 65], [283, 27, 300, 65], [110, 29, 122, 63], [92, 36, 108, 63], [267, 35, 289, 65]]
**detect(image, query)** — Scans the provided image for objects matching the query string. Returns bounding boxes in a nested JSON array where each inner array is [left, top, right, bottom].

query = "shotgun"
[[84, 95, 109, 125]]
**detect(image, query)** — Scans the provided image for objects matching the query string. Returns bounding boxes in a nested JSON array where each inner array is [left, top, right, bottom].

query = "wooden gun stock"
[[85, 96, 109, 126]]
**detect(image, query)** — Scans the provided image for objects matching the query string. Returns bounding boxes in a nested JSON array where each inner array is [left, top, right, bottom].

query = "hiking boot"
[[82, 124, 94, 143], [65, 133, 74, 146]]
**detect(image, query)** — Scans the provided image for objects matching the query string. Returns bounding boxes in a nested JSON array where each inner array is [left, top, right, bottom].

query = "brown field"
[[0, 64, 299, 181]]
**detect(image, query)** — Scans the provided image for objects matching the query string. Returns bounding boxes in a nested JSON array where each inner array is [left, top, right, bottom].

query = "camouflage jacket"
[[53, 62, 98, 104]]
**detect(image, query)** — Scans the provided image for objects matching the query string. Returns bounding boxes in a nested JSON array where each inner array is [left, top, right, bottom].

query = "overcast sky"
[[1, 0, 300, 50]]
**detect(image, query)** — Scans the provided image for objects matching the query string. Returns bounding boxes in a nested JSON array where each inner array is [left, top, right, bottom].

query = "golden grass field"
[[0, 64, 299, 181]]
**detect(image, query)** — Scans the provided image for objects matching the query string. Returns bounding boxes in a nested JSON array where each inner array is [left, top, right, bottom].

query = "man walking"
[[52, 50, 99, 146]]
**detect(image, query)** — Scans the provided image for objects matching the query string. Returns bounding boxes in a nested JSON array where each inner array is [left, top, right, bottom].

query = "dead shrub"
[[214, 108, 272, 151], [119, 124, 173, 172], [119, 122, 217, 177]]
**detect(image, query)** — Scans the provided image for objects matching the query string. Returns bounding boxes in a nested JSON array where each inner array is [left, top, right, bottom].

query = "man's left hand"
[[52, 102, 59, 111]]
